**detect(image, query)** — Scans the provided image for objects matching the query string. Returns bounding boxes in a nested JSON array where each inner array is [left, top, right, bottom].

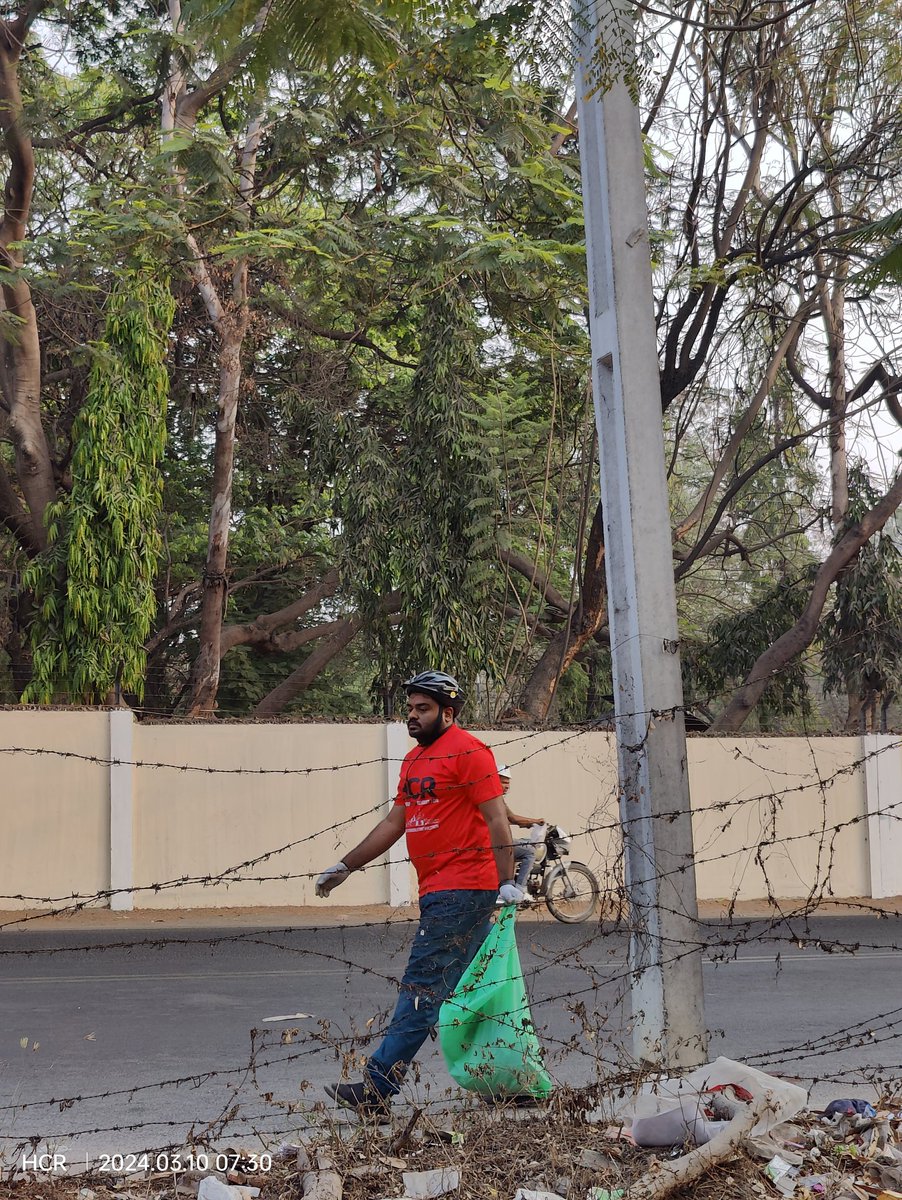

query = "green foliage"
[[820, 466, 902, 707], [683, 568, 818, 729], [23, 268, 175, 704], [844, 208, 902, 289]]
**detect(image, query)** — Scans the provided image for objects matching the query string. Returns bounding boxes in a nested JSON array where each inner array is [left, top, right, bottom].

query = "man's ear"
[[442, 705, 455, 725]]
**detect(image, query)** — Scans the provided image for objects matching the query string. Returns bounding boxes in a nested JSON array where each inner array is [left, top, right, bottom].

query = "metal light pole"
[[572, 0, 708, 1068]]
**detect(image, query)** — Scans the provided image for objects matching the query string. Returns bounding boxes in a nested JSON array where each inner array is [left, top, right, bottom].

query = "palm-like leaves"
[[180, 0, 414, 76], [845, 208, 902, 290]]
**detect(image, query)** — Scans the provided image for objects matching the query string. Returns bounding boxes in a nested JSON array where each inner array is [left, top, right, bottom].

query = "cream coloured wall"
[[0, 712, 892, 911], [477, 729, 622, 892], [0, 709, 110, 906], [132, 722, 389, 908], [688, 737, 870, 901]]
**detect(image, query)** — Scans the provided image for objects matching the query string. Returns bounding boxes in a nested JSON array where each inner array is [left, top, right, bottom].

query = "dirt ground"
[[0, 1104, 770, 1200]]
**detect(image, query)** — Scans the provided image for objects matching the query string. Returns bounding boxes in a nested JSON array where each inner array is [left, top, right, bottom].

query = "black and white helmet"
[[404, 670, 465, 713]]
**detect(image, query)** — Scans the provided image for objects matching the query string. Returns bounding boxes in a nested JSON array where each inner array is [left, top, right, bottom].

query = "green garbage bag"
[[439, 906, 553, 1098]]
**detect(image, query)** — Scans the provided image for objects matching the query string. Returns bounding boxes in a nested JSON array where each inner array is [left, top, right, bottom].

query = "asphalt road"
[[2, 913, 902, 1164]]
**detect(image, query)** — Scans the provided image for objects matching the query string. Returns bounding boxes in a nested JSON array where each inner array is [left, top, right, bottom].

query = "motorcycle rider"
[[496, 763, 547, 902]]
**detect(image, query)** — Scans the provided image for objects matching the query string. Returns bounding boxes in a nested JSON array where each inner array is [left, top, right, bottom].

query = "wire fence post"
[[573, 0, 708, 1067], [109, 708, 135, 912], [386, 721, 412, 906]]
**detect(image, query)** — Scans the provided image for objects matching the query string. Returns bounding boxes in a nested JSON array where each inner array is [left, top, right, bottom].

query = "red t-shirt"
[[394, 723, 502, 896]]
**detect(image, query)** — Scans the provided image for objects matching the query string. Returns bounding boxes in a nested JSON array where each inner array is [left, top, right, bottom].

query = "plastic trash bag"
[[439, 907, 552, 1098]]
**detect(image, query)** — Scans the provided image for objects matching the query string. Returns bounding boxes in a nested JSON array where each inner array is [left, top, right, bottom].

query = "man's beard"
[[408, 712, 446, 745]]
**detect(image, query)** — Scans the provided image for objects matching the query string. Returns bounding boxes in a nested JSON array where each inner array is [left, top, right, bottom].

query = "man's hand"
[[315, 861, 350, 898], [498, 880, 524, 905]]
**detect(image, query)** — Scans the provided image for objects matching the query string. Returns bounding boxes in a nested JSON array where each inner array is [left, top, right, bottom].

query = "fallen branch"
[[626, 1094, 770, 1200]]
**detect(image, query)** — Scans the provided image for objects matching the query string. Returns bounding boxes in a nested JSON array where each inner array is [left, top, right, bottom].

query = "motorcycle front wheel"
[[544, 862, 600, 923]]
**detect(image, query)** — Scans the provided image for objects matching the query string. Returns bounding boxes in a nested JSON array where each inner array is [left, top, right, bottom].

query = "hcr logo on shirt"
[[403, 776, 437, 802]]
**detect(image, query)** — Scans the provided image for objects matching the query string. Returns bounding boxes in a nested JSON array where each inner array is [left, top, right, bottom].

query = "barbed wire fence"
[[1, 723, 901, 1175]]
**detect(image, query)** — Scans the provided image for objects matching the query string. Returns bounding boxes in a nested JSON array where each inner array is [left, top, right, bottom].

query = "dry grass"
[[0, 1104, 773, 1200]]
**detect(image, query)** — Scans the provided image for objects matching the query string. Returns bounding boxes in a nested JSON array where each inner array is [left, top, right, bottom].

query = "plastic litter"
[[439, 907, 552, 1099], [824, 1100, 878, 1120], [631, 1096, 728, 1148], [765, 1154, 799, 1196], [623, 1056, 807, 1137], [796, 1176, 828, 1194], [197, 1180, 260, 1200]]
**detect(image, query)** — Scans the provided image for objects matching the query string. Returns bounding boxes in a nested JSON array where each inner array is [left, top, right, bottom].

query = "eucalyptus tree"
[[531, 0, 902, 729]]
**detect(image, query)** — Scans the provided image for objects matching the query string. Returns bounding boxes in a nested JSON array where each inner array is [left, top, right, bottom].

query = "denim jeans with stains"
[[365, 888, 497, 1097]]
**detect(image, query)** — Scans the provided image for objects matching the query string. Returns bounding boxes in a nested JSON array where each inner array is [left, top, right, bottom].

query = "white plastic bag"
[[621, 1056, 807, 1137]]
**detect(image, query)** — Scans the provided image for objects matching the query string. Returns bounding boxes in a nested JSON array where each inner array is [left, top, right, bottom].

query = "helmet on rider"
[[403, 670, 465, 714]]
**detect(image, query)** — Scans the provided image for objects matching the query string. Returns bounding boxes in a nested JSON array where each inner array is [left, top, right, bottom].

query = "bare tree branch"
[[498, 547, 573, 615], [219, 567, 341, 656], [268, 299, 417, 370], [673, 302, 813, 542], [175, 1, 274, 129], [251, 593, 402, 717]]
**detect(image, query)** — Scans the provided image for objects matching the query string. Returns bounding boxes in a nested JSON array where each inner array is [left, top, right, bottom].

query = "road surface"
[[2, 912, 901, 1163]]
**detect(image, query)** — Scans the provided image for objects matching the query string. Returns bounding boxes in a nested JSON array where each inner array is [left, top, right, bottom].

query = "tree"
[[502, 0, 902, 727], [1, 0, 900, 729], [23, 266, 174, 702], [821, 466, 902, 731], [0, 4, 57, 554]]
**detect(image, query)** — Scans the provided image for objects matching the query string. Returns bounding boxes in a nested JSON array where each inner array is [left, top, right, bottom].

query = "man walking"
[[314, 669, 522, 1115]]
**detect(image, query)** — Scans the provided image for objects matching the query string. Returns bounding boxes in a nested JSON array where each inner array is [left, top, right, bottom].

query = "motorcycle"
[[523, 824, 601, 923]]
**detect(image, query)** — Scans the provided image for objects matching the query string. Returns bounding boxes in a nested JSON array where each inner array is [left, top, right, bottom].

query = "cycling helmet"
[[404, 670, 465, 713]]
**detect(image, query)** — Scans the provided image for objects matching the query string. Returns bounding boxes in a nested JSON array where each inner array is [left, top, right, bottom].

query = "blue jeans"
[[513, 839, 537, 889], [366, 889, 496, 1097]]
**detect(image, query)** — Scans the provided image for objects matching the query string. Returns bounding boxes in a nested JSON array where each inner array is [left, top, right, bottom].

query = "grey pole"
[[572, 0, 708, 1068]]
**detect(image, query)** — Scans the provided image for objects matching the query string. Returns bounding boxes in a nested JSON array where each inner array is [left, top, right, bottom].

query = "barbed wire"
[[3, 929, 901, 1152], [3, 738, 902, 1154], [4, 899, 902, 1117], [0, 732, 897, 930]]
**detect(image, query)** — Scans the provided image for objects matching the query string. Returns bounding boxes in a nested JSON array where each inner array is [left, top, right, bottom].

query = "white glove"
[[315, 861, 350, 898], [498, 881, 524, 905]]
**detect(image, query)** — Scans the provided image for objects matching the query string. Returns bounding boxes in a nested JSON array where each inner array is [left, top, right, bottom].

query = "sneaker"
[[325, 1079, 391, 1119]]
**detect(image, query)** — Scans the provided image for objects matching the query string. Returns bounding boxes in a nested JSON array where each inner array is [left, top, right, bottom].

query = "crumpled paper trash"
[[402, 1168, 460, 1198], [197, 1179, 259, 1200]]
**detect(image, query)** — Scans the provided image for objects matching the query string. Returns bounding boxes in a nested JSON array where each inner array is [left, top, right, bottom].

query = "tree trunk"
[[713, 472, 902, 732], [515, 501, 606, 722], [251, 593, 402, 717], [169, 37, 264, 713], [0, 18, 55, 550], [186, 321, 246, 714], [843, 691, 863, 733], [821, 263, 849, 528], [251, 615, 364, 717]]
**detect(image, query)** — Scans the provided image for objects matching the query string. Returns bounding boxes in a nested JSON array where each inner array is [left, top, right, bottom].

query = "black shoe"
[[325, 1079, 391, 1119]]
